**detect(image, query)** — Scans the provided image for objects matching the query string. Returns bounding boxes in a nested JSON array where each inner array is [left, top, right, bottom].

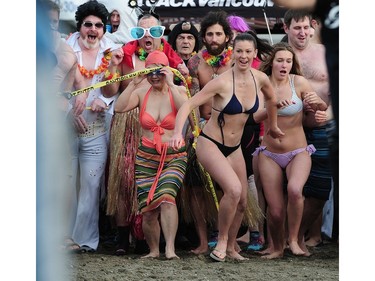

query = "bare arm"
[[258, 72, 285, 138], [162, 67, 188, 109], [187, 54, 201, 96], [53, 44, 77, 91], [169, 79, 221, 149], [102, 48, 124, 98], [298, 75, 328, 111], [186, 54, 202, 131], [272, 0, 316, 9], [114, 74, 145, 113]]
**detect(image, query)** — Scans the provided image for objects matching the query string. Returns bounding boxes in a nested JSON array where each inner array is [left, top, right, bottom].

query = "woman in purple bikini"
[[253, 42, 327, 259]]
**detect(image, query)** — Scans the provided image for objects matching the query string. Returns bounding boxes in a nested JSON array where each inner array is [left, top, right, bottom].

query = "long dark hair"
[[259, 42, 302, 76]]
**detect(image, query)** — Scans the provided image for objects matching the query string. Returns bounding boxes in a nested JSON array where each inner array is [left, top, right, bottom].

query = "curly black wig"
[[75, 0, 109, 33]]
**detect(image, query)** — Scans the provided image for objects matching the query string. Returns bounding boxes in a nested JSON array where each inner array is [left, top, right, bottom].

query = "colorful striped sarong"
[[136, 143, 187, 213]]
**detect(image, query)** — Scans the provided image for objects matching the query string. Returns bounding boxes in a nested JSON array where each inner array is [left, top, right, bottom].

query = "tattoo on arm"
[[187, 55, 200, 96]]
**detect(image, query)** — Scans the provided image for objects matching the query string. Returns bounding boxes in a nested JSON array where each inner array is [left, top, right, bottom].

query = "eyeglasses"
[[82, 21, 104, 29], [147, 69, 163, 77], [130, 26, 165, 40]]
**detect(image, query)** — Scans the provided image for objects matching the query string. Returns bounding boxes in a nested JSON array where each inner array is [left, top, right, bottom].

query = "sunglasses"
[[82, 21, 104, 29], [130, 26, 165, 40], [147, 69, 164, 77]]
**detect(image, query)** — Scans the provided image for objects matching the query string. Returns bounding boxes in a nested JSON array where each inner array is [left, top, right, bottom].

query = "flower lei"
[[78, 49, 112, 79], [136, 43, 164, 61], [174, 75, 192, 89], [201, 47, 233, 67]]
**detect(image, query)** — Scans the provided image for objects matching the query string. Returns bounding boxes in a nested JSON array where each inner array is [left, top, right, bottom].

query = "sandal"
[[210, 248, 226, 262]]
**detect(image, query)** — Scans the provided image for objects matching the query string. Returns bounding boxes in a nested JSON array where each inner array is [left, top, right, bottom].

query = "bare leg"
[[190, 186, 209, 254], [160, 203, 179, 259], [237, 229, 250, 244], [305, 212, 323, 247], [298, 197, 326, 256], [287, 187, 305, 256], [254, 166, 266, 245], [237, 175, 256, 245], [285, 152, 312, 256], [196, 139, 248, 261], [141, 209, 160, 258], [261, 207, 285, 259], [258, 155, 285, 259], [226, 197, 248, 260], [223, 158, 249, 261]]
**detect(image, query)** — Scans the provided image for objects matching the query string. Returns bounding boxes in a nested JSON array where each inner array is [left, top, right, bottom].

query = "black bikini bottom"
[[199, 131, 240, 157]]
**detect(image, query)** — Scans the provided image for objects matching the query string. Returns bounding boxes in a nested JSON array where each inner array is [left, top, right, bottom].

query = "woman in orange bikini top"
[[114, 50, 188, 259]]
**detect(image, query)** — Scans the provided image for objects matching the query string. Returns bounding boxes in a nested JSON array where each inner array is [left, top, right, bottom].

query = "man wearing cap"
[[168, 21, 201, 66], [102, 12, 188, 256], [114, 50, 188, 259]]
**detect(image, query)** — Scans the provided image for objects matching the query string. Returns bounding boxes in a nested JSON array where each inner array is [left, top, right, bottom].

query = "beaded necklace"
[[78, 49, 112, 79], [136, 43, 164, 61]]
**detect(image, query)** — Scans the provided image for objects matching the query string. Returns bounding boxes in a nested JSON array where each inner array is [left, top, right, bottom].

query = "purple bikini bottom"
[[252, 144, 316, 169]]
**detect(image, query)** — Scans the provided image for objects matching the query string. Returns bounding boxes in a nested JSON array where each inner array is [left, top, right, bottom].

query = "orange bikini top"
[[140, 86, 177, 153]]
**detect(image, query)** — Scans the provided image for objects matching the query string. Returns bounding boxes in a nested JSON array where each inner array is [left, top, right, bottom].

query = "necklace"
[[211, 66, 219, 79], [136, 43, 164, 61], [202, 47, 232, 79], [78, 50, 112, 79]]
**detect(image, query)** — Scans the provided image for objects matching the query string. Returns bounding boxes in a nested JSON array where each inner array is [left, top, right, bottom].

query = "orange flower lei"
[[78, 49, 112, 78]]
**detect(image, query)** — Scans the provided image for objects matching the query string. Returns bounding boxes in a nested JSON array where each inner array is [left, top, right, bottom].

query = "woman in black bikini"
[[169, 33, 284, 261]]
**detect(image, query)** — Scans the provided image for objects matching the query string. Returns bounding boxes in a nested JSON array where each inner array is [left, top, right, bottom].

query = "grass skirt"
[[106, 109, 141, 222]]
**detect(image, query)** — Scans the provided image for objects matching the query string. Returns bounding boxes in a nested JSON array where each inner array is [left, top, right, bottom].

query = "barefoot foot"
[[261, 250, 284, 259], [141, 252, 159, 259], [190, 245, 209, 255], [227, 250, 248, 261], [289, 241, 306, 256]]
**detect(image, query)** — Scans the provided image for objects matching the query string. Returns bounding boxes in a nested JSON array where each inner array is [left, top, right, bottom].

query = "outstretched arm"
[[272, 0, 316, 9], [259, 72, 285, 138], [169, 79, 219, 150]]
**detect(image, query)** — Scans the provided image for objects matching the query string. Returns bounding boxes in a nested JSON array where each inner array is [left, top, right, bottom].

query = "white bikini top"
[[277, 75, 303, 116]]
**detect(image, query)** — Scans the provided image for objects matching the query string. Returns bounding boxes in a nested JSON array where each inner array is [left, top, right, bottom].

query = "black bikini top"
[[212, 69, 259, 145]]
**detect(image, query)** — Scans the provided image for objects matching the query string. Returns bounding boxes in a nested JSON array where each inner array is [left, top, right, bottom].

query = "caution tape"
[[59, 67, 161, 99]]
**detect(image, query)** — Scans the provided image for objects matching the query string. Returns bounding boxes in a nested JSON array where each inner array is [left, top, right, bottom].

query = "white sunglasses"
[[130, 26, 165, 40]]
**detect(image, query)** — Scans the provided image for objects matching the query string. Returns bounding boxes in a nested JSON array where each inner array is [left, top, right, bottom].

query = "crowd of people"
[[39, 0, 338, 262]]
